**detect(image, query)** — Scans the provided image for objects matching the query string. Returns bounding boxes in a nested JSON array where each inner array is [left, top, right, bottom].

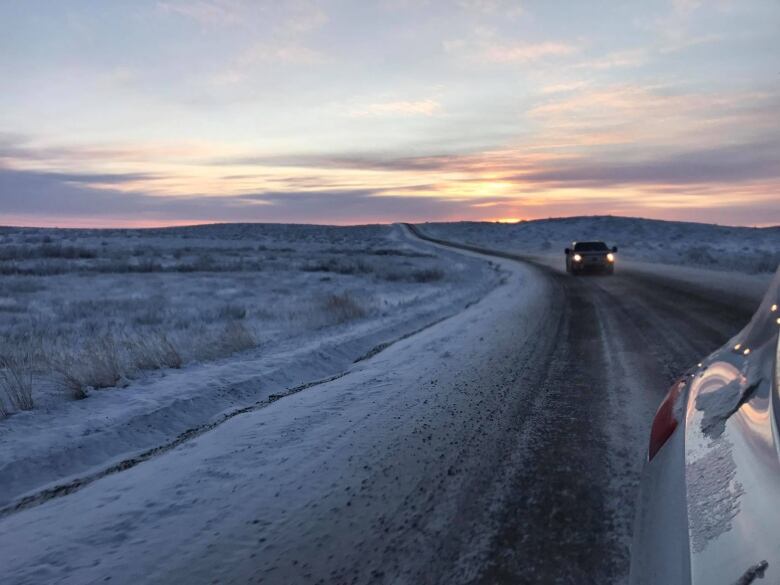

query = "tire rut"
[[471, 274, 621, 585]]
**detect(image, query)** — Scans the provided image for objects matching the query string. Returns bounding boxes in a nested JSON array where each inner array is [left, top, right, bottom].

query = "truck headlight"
[[573, 254, 582, 262], [607, 253, 615, 262]]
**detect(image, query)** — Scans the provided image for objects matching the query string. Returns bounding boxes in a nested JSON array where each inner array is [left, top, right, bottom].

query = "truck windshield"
[[574, 242, 608, 252]]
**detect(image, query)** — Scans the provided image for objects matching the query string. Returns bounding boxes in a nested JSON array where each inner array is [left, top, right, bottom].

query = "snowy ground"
[[0, 222, 768, 585], [1, 232, 552, 585], [0, 223, 499, 508], [0, 218, 776, 584], [418, 216, 780, 274]]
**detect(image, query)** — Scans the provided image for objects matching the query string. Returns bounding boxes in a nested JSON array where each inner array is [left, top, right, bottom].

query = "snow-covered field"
[[0, 223, 499, 507], [418, 216, 780, 274], [0, 218, 776, 584]]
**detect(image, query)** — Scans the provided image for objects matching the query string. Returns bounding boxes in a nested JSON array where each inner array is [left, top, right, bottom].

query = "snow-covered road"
[[0, 227, 761, 584]]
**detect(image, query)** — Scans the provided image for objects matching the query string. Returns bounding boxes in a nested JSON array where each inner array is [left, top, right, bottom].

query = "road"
[[0, 228, 757, 585]]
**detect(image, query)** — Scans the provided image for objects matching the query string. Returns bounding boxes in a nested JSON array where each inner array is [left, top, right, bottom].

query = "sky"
[[1, 0, 779, 227]]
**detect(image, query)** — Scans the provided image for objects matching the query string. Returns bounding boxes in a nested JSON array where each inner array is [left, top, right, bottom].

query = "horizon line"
[[2, 214, 779, 231]]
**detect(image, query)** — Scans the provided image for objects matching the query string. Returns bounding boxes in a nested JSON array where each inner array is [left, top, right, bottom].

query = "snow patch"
[[695, 341, 773, 439], [686, 438, 744, 554], [696, 379, 758, 439]]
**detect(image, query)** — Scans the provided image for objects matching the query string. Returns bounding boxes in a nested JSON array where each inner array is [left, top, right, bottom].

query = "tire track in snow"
[[406, 224, 755, 584]]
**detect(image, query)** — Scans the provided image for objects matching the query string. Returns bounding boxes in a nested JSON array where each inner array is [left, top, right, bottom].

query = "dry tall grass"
[[0, 350, 35, 414], [0, 225, 459, 411], [323, 293, 367, 324], [128, 332, 183, 371], [49, 336, 122, 399], [218, 321, 256, 355]]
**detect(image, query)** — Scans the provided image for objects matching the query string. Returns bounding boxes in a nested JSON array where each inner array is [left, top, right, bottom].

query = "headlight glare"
[[573, 253, 582, 262], [607, 253, 615, 262]]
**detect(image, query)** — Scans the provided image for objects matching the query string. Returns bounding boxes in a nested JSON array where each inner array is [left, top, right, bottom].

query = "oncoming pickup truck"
[[564, 241, 618, 275]]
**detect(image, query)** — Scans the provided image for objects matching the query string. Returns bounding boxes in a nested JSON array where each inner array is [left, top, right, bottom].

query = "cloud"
[[350, 99, 442, 117], [203, 128, 780, 192], [210, 42, 327, 86], [482, 42, 578, 63], [444, 27, 579, 65], [157, 0, 246, 26], [456, 0, 524, 18], [158, 0, 329, 81], [511, 141, 780, 188], [640, 0, 726, 53], [0, 167, 471, 225], [210, 153, 453, 171], [574, 49, 648, 70], [0, 135, 226, 168], [540, 81, 590, 94], [157, 0, 326, 31], [525, 83, 780, 151], [2, 160, 779, 228], [237, 42, 327, 66], [206, 148, 562, 175], [658, 33, 722, 53], [284, 2, 328, 34]]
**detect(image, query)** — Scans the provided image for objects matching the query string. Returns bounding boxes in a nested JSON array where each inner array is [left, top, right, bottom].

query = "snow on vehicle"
[[630, 266, 780, 585]]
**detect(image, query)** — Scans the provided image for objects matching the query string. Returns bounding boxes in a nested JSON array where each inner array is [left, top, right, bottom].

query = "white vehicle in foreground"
[[630, 266, 780, 584]]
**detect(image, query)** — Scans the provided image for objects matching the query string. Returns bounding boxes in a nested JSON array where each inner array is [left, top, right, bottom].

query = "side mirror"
[[612, 246, 618, 253], [564, 248, 570, 255]]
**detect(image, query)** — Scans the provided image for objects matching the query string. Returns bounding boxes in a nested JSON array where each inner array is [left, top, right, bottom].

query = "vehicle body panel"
[[630, 268, 780, 584], [630, 424, 691, 584]]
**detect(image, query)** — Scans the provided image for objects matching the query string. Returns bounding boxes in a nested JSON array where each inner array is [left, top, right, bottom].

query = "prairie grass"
[[0, 224, 460, 410], [218, 321, 256, 355], [49, 336, 122, 399], [322, 293, 368, 324], [127, 332, 183, 371], [0, 349, 35, 414]]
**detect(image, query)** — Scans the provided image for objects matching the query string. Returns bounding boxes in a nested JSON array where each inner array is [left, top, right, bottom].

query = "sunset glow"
[[1, 1, 778, 227]]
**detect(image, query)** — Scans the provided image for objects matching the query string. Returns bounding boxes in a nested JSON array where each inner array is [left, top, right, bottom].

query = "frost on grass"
[[217, 321, 255, 355], [322, 293, 367, 324], [128, 331, 183, 371], [49, 336, 122, 399], [0, 348, 35, 414], [0, 224, 467, 412]]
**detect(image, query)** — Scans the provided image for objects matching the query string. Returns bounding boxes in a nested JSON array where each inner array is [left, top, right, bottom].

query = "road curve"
[[0, 227, 756, 585], [405, 224, 756, 583]]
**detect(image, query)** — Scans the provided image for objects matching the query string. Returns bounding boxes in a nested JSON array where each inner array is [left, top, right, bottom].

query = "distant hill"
[[419, 216, 780, 274]]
